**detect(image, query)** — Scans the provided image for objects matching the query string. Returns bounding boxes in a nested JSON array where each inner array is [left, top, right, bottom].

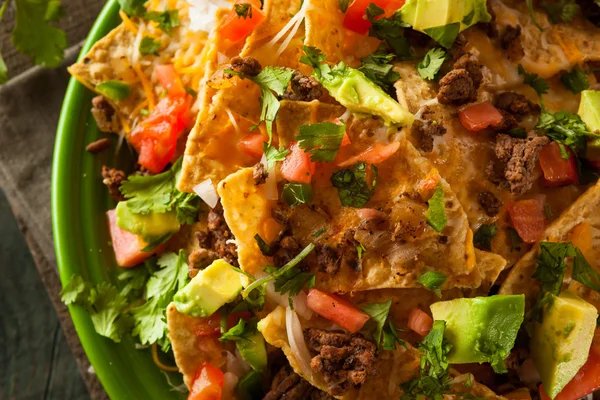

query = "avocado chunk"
[[578, 90, 600, 133], [173, 259, 243, 317], [318, 64, 414, 126], [400, 0, 491, 47], [430, 295, 525, 371], [115, 201, 180, 241], [530, 291, 598, 399], [236, 329, 268, 372]]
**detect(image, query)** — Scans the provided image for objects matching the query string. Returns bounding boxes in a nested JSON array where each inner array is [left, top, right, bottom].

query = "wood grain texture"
[[0, 189, 90, 400]]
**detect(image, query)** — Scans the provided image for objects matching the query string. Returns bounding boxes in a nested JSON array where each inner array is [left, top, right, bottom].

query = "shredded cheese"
[[119, 10, 139, 35], [225, 109, 240, 134], [133, 63, 156, 110], [266, 0, 308, 54], [68, 72, 97, 92]]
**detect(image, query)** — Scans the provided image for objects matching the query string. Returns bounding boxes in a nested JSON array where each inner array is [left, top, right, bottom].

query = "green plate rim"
[[51, 1, 186, 399]]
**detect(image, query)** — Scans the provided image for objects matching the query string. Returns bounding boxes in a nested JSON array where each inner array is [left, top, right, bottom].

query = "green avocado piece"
[[531, 291, 598, 399], [400, 0, 491, 45], [320, 65, 414, 126], [115, 201, 180, 241], [430, 295, 525, 370], [578, 90, 600, 160], [173, 259, 243, 317], [236, 330, 268, 372]]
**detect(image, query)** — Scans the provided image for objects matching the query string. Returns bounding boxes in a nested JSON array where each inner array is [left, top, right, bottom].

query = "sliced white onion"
[[414, 97, 439, 120], [217, 52, 228, 65], [193, 178, 219, 208], [187, 0, 229, 32], [222, 372, 239, 398], [266, 283, 313, 320], [286, 307, 313, 380], [260, 154, 278, 200], [275, 11, 305, 58], [385, 242, 420, 266], [225, 109, 240, 134], [292, 291, 312, 320]]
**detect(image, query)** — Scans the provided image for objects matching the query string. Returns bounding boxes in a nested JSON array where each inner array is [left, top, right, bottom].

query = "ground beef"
[[187, 248, 218, 278], [101, 166, 126, 201], [86, 138, 111, 153], [411, 118, 447, 152], [229, 56, 262, 76], [494, 92, 541, 120], [316, 244, 341, 275], [196, 202, 239, 266], [501, 25, 524, 62], [253, 162, 268, 186], [491, 110, 519, 132], [453, 54, 483, 88], [263, 365, 335, 400], [272, 236, 302, 267], [282, 70, 323, 101], [437, 69, 476, 105], [494, 134, 550, 195], [450, 33, 468, 61], [478, 191, 502, 217], [305, 329, 378, 396], [91, 96, 119, 133], [479, 2, 498, 37]]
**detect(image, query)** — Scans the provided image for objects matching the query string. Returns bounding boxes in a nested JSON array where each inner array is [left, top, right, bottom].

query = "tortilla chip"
[[448, 373, 504, 400], [499, 180, 600, 309], [68, 0, 217, 131], [166, 303, 229, 388]]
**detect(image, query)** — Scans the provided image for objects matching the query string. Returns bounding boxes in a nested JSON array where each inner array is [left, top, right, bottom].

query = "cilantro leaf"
[[272, 268, 316, 309], [338, 0, 350, 13], [572, 247, 600, 291], [296, 121, 346, 162], [234, 3, 252, 18], [560, 67, 589, 94], [358, 49, 401, 95], [473, 223, 497, 251], [299, 46, 326, 70], [88, 282, 131, 342], [425, 183, 447, 232], [171, 191, 200, 225], [312, 227, 326, 237], [144, 9, 180, 35], [254, 233, 275, 256], [118, 0, 146, 16], [228, 67, 293, 142], [117, 263, 153, 299], [382, 320, 406, 350], [361, 299, 393, 351], [282, 183, 313, 207], [423, 23, 461, 49], [417, 271, 447, 298], [61, 275, 91, 305], [419, 320, 451, 378], [13, 0, 67, 68], [417, 48, 447, 80], [263, 143, 289, 169], [219, 318, 249, 342], [541, 0, 580, 24], [518, 64, 549, 96], [532, 242, 576, 295], [145, 251, 189, 299], [366, 4, 412, 58], [536, 109, 600, 157], [139, 36, 161, 56], [331, 162, 378, 208], [526, 0, 545, 31]]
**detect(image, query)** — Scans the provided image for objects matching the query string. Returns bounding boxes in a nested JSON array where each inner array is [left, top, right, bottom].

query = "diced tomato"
[[219, 0, 265, 43], [538, 142, 579, 187], [343, 0, 406, 35], [107, 209, 157, 267], [155, 64, 186, 97], [507, 199, 546, 244], [306, 289, 370, 333], [341, 131, 352, 147], [237, 133, 265, 158], [337, 142, 400, 167], [188, 363, 224, 400], [539, 346, 600, 400], [129, 95, 191, 173], [407, 308, 433, 337], [280, 142, 316, 184], [458, 101, 504, 131], [357, 208, 387, 220]]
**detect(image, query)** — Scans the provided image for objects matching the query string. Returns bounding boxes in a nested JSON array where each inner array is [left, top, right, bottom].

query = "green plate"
[[52, 0, 185, 398]]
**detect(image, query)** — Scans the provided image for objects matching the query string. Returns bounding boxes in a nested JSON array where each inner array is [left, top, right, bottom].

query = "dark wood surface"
[[0, 188, 90, 400]]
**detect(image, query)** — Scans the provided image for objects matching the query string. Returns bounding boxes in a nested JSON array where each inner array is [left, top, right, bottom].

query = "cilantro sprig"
[[473, 223, 498, 251], [417, 271, 447, 298], [139, 36, 161, 56], [331, 162, 378, 208], [361, 299, 406, 351], [358, 49, 401, 94], [366, 3, 412, 58], [518, 64, 549, 97], [296, 121, 346, 162], [417, 48, 447, 81]]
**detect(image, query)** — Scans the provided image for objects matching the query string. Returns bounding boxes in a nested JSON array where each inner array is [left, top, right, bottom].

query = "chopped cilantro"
[[254, 233, 275, 256], [118, 0, 146, 16], [296, 121, 346, 162], [357, 243, 366, 260], [185, 87, 197, 98], [358, 48, 401, 94], [117, 262, 153, 299], [263, 143, 289, 169], [219, 318, 250, 342], [139, 36, 161, 56], [361, 300, 393, 350], [417, 271, 447, 298], [96, 81, 131, 102], [234, 3, 252, 19], [282, 183, 313, 207], [338, 0, 350, 13], [544, 204, 554, 220], [536, 109, 600, 157], [331, 162, 378, 208], [507, 127, 527, 139], [312, 227, 326, 237], [508, 227, 523, 252], [144, 9, 180, 35], [366, 4, 412, 58], [425, 183, 447, 232], [272, 266, 316, 309], [61, 275, 90, 305], [572, 247, 600, 291], [473, 223, 497, 251], [382, 320, 406, 351], [541, 0, 580, 24], [533, 242, 577, 295], [424, 23, 461, 49], [518, 64, 549, 97], [417, 48, 447, 81], [560, 67, 589, 94], [227, 67, 293, 142], [299, 45, 326, 70]]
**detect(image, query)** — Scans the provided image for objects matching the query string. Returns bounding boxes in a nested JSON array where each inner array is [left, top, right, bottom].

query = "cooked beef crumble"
[[494, 92, 541, 120], [192, 202, 238, 269], [478, 191, 503, 217], [494, 134, 550, 195], [501, 25, 524, 62], [411, 118, 447, 152], [438, 54, 483, 105], [273, 236, 302, 267], [253, 162, 268, 186], [282, 70, 323, 101], [91, 96, 119, 133], [305, 328, 378, 396], [187, 248, 218, 278], [86, 138, 111, 153], [316, 244, 341, 275], [263, 365, 335, 400], [229, 56, 262, 76], [101, 165, 127, 202]]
